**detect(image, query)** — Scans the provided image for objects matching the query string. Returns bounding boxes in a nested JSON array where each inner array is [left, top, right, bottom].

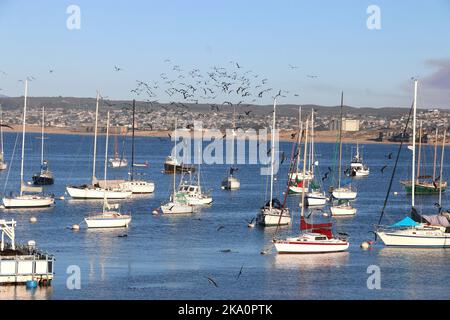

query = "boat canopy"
[[422, 215, 450, 227], [264, 198, 283, 209], [390, 216, 419, 228]]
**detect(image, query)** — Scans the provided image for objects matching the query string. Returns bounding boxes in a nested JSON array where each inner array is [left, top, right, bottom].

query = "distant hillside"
[[0, 96, 433, 119]]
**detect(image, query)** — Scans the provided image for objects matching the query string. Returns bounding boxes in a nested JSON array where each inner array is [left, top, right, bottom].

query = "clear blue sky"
[[1, 0, 450, 108]]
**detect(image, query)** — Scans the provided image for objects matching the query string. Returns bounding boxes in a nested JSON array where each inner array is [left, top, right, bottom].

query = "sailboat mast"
[[310, 110, 315, 176], [433, 128, 438, 181], [0, 104, 4, 159], [296, 106, 302, 171], [173, 118, 177, 198], [417, 120, 422, 181], [20, 80, 28, 196], [41, 106, 44, 166], [412, 80, 418, 207], [92, 92, 100, 185], [300, 119, 309, 218], [439, 130, 446, 206], [269, 99, 277, 211], [130, 100, 136, 181], [338, 92, 344, 190], [103, 111, 110, 211]]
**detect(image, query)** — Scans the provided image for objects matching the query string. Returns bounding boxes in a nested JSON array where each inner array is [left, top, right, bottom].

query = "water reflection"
[[0, 286, 53, 300], [272, 251, 349, 270]]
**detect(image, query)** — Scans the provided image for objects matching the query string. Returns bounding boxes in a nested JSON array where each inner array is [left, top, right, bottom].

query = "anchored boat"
[[3, 80, 54, 209], [256, 98, 291, 227], [85, 111, 131, 229]]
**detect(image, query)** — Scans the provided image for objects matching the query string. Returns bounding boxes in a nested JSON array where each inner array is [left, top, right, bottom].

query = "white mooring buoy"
[[71, 224, 80, 231], [360, 241, 371, 250], [30, 217, 37, 224], [152, 209, 159, 215]]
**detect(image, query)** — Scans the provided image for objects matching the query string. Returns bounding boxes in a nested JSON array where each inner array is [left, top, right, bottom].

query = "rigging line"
[[377, 101, 414, 226], [3, 132, 20, 195]]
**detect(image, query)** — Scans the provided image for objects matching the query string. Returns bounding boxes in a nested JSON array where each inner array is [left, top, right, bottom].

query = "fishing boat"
[[109, 126, 128, 168], [66, 93, 132, 200], [160, 119, 194, 214], [85, 111, 131, 228], [177, 166, 212, 205], [119, 100, 155, 194], [2, 81, 54, 209], [401, 123, 447, 194], [256, 98, 291, 226], [0, 105, 7, 171], [377, 80, 450, 247], [32, 107, 54, 185], [332, 92, 357, 201], [221, 167, 240, 190], [350, 142, 369, 177], [274, 118, 349, 254]]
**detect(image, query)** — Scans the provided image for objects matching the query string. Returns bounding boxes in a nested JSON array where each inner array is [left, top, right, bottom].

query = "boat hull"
[[332, 189, 357, 200], [377, 228, 450, 247], [85, 215, 131, 228], [330, 206, 357, 216], [256, 208, 291, 226], [221, 177, 240, 190], [66, 186, 132, 199], [403, 183, 447, 195], [164, 163, 196, 174], [274, 239, 349, 254], [32, 175, 54, 185], [305, 193, 328, 206], [161, 202, 194, 214], [2, 196, 54, 209]]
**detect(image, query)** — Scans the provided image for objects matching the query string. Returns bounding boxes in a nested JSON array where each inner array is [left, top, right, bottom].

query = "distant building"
[[342, 119, 360, 132]]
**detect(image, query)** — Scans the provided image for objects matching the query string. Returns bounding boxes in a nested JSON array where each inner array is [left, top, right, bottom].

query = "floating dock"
[[0, 219, 54, 285]]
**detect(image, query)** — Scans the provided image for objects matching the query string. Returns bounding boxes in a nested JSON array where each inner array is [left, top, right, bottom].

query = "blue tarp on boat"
[[390, 216, 419, 228]]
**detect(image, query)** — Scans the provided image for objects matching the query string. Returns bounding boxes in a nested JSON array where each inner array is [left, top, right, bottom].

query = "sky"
[[0, 0, 450, 108]]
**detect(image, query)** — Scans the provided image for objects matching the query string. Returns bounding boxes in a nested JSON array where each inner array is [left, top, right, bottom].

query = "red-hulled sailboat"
[[273, 118, 349, 254]]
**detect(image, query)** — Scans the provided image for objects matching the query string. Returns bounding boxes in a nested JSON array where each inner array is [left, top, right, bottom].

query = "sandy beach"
[[4, 124, 429, 145]]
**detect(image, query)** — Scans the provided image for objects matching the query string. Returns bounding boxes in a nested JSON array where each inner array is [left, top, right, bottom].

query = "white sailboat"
[[2, 80, 54, 209], [350, 142, 369, 177], [161, 119, 194, 214], [256, 98, 291, 226], [305, 110, 328, 207], [377, 80, 450, 247], [66, 92, 132, 200], [85, 111, 131, 228], [0, 104, 7, 171], [332, 92, 357, 201], [289, 107, 312, 194], [274, 118, 349, 254], [119, 100, 154, 194], [109, 126, 128, 168]]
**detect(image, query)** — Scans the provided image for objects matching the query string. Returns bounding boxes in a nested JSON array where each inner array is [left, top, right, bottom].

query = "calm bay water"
[[0, 132, 449, 300]]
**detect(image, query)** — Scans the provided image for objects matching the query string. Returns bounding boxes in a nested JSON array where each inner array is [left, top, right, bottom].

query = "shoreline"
[[4, 125, 445, 145]]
